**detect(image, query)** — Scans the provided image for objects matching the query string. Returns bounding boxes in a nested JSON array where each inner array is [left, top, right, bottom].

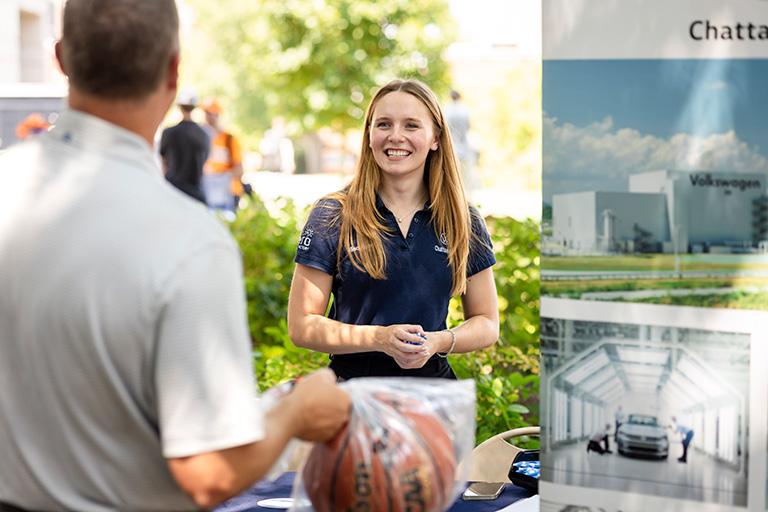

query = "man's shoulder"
[[139, 189, 239, 254], [163, 121, 196, 133], [160, 123, 182, 141], [180, 121, 209, 139], [0, 137, 38, 159], [0, 137, 47, 179]]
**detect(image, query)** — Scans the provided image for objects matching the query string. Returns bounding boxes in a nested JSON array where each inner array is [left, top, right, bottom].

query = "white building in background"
[[0, 0, 66, 149], [552, 169, 768, 255]]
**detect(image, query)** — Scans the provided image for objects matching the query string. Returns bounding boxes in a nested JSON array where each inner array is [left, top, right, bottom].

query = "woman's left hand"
[[393, 330, 446, 369]]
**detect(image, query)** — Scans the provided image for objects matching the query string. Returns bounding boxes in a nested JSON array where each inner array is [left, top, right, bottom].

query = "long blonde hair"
[[317, 79, 473, 297]]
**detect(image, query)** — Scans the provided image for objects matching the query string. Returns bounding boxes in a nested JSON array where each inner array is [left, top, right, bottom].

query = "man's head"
[[57, 0, 179, 101], [201, 97, 223, 126], [177, 87, 199, 115]]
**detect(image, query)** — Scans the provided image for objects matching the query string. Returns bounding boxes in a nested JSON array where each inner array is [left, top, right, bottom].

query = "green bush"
[[230, 200, 540, 446], [229, 195, 304, 346], [449, 216, 540, 446]]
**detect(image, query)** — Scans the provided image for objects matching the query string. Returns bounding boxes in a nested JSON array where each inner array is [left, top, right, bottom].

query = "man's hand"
[[287, 369, 351, 442]]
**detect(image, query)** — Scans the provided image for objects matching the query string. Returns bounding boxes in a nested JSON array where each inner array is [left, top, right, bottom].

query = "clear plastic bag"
[[256, 380, 308, 483], [289, 377, 476, 512]]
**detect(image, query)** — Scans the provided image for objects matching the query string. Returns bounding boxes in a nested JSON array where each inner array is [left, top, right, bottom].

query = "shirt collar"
[[374, 192, 431, 216], [48, 109, 160, 177]]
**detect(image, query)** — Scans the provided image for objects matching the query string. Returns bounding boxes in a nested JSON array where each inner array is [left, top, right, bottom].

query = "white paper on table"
[[495, 494, 539, 512]]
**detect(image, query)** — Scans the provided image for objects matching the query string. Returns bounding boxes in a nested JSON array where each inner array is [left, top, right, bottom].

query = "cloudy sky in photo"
[[542, 59, 768, 203]]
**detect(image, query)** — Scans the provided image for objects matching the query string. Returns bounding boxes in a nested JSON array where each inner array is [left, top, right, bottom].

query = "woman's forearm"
[[442, 314, 499, 354], [288, 313, 385, 354]]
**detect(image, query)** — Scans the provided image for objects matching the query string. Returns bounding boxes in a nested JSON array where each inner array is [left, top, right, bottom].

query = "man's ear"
[[54, 41, 67, 77], [166, 51, 180, 92]]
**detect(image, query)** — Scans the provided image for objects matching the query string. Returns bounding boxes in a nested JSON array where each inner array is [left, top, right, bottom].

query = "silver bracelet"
[[438, 328, 456, 358]]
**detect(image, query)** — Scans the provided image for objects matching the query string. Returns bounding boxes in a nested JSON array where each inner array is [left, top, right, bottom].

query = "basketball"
[[302, 397, 458, 512], [375, 391, 458, 506]]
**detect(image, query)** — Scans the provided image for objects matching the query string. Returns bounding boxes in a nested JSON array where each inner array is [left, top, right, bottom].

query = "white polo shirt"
[[0, 110, 264, 511]]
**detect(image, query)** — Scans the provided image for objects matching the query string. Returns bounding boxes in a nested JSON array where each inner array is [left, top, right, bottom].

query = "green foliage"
[[487, 216, 540, 353], [449, 216, 540, 445], [231, 201, 540, 445], [229, 196, 306, 345], [254, 318, 330, 391], [482, 62, 542, 191], [184, 0, 457, 135]]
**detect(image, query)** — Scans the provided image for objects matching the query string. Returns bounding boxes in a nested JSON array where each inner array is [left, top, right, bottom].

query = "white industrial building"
[[551, 169, 768, 255]]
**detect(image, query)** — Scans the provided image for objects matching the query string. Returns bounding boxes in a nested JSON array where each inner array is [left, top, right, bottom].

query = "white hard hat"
[[177, 87, 200, 107]]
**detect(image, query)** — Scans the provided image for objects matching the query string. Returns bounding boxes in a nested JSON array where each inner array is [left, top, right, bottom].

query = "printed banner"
[[541, 1, 768, 510]]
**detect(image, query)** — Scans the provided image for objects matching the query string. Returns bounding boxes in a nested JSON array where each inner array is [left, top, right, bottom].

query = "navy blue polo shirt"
[[294, 195, 496, 378]]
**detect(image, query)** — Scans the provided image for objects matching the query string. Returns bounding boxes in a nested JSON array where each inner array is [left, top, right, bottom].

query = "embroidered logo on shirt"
[[435, 232, 449, 253], [298, 226, 314, 251]]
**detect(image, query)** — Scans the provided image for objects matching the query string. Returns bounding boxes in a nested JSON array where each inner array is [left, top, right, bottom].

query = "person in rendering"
[[287, 78, 499, 381], [159, 87, 209, 203], [586, 424, 613, 455], [0, 1, 350, 511], [670, 416, 694, 463], [614, 405, 624, 437], [201, 96, 245, 212]]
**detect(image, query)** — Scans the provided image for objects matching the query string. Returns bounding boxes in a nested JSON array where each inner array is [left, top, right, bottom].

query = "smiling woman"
[[286, 78, 500, 381], [368, 90, 439, 187]]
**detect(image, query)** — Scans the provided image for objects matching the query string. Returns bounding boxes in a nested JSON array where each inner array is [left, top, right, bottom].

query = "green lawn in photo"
[[543, 254, 768, 272], [542, 254, 768, 310]]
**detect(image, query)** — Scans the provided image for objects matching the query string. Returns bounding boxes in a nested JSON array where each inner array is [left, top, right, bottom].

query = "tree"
[[184, 0, 457, 142]]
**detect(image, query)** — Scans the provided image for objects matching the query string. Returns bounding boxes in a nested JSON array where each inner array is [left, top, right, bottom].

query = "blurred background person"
[[259, 116, 295, 174], [444, 89, 479, 196], [15, 113, 52, 140], [201, 96, 243, 213], [159, 87, 209, 204]]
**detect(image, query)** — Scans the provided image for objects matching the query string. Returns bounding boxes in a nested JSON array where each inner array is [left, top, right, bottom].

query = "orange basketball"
[[374, 391, 458, 505], [302, 398, 457, 512], [401, 409, 458, 507]]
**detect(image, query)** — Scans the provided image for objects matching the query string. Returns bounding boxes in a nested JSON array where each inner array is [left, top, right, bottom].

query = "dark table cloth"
[[215, 472, 535, 512]]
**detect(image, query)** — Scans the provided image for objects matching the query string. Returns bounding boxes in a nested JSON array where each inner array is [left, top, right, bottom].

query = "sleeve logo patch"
[[298, 226, 314, 251]]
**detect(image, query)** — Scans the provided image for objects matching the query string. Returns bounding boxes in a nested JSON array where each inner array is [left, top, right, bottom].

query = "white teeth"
[[387, 150, 409, 157]]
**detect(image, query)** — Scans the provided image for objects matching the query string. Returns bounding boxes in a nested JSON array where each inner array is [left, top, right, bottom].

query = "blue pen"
[[406, 333, 427, 345]]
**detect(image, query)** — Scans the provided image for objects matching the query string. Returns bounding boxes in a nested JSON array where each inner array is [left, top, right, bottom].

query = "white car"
[[616, 414, 669, 459]]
